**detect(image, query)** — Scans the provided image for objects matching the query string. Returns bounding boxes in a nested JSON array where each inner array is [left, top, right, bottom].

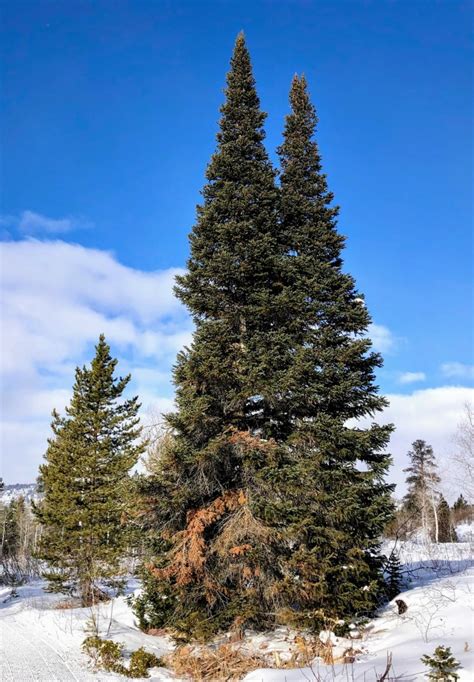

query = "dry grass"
[[166, 643, 269, 681], [164, 632, 362, 680]]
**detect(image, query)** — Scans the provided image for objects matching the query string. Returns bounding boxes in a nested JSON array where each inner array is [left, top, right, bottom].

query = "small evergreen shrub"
[[385, 551, 402, 600], [82, 636, 163, 678], [82, 636, 125, 674], [421, 645, 461, 681], [129, 647, 162, 678]]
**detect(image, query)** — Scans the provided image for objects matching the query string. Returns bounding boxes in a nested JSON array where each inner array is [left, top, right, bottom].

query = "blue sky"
[[1, 0, 473, 486]]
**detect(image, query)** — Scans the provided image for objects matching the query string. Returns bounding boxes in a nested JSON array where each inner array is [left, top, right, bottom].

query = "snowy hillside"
[[0, 540, 472, 681], [1, 483, 38, 505]]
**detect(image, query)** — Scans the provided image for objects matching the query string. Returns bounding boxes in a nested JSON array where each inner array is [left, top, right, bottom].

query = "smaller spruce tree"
[[34, 335, 145, 605], [385, 551, 402, 600], [403, 440, 440, 539], [421, 645, 461, 681], [437, 496, 457, 543]]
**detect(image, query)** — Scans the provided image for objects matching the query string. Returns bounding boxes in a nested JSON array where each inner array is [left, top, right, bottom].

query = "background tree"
[[452, 494, 471, 526], [403, 440, 440, 541], [0, 495, 40, 584], [34, 335, 144, 606], [451, 402, 474, 503], [436, 496, 457, 543]]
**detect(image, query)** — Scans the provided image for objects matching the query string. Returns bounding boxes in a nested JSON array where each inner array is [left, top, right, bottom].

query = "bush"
[[82, 636, 163, 678], [82, 636, 125, 674], [129, 647, 162, 678]]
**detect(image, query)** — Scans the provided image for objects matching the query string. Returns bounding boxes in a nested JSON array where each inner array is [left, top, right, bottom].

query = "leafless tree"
[[451, 402, 474, 503]]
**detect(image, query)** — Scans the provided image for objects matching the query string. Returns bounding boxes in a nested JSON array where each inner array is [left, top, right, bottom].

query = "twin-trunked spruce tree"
[[136, 34, 394, 638]]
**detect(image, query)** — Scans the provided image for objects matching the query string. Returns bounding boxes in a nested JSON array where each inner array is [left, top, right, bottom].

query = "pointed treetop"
[[225, 30, 255, 98], [288, 72, 316, 125]]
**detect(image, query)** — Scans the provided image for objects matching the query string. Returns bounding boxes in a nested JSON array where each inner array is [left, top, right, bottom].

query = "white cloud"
[[362, 386, 474, 498], [368, 323, 397, 353], [1, 211, 92, 235], [2, 238, 469, 494], [0, 239, 191, 482], [398, 371, 426, 384], [441, 362, 474, 380]]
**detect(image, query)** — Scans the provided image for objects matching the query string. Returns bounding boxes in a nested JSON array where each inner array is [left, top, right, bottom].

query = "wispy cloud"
[[398, 371, 426, 384], [0, 210, 92, 235], [356, 386, 474, 497], [441, 362, 474, 380], [0, 239, 190, 482], [368, 323, 398, 353]]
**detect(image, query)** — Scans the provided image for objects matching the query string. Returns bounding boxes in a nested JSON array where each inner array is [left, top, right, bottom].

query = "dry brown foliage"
[[149, 490, 247, 588], [54, 598, 81, 610], [165, 634, 360, 679], [166, 644, 268, 681], [228, 428, 277, 454]]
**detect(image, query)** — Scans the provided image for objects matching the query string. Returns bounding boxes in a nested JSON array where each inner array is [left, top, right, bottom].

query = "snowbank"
[[1, 540, 472, 681], [243, 541, 474, 681]]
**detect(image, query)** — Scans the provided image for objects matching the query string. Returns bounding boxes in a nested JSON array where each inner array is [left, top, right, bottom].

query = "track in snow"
[[0, 605, 108, 681]]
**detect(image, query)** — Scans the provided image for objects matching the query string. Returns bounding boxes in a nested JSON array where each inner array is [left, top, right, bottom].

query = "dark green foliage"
[[1, 496, 24, 560], [33, 335, 145, 605], [452, 493, 472, 525], [82, 636, 124, 673], [421, 645, 461, 680], [384, 551, 402, 599], [453, 494, 468, 511], [272, 74, 394, 626], [137, 38, 393, 638], [136, 32, 285, 639], [82, 637, 162, 678], [437, 496, 457, 543]]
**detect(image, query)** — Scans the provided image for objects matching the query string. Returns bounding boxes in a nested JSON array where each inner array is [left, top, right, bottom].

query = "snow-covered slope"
[[1, 483, 38, 505], [0, 582, 175, 681], [243, 540, 474, 681], [0, 541, 472, 681]]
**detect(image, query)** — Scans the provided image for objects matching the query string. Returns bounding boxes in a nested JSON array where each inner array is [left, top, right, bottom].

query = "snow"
[[0, 582, 176, 681], [1, 541, 473, 681], [243, 540, 474, 681], [1, 483, 38, 504], [457, 522, 474, 543]]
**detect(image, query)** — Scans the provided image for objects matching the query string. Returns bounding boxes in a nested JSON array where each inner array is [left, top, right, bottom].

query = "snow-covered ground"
[[0, 541, 472, 681], [0, 581, 175, 681], [243, 540, 474, 681]]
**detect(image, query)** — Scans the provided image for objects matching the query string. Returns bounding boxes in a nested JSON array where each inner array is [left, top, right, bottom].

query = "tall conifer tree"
[[34, 335, 144, 605], [137, 48, 394, 638], [135, 34, 289, 639], [273, 75, 394, 625]]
